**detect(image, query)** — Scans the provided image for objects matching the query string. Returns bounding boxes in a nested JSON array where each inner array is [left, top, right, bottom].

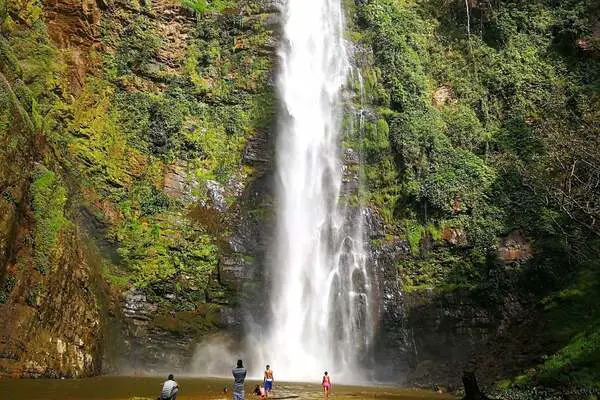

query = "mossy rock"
[[152, 309, 215, 335]]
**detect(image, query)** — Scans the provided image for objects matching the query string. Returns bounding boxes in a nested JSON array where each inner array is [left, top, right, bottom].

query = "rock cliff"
[[0, 0, 279, 376]]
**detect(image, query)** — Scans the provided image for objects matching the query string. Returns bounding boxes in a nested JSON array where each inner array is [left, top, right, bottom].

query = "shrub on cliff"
[[30, 167, 67, 274]]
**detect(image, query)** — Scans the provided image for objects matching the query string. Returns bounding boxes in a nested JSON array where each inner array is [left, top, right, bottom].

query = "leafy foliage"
[[0, 275, 16, 304], [30, 167, 67, 274], [181, 0, 234, 14], [115, 16, 161, 75], [355, 0, 600, 388], [0, 0, 276, 310]]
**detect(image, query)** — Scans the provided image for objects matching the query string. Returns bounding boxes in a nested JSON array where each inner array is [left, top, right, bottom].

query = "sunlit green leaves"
[[181, 0, 234, 14]]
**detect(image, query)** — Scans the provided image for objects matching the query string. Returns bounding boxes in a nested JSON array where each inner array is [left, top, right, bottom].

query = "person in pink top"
[[253, 384, 266, 400], [322, 371, 331, 400]]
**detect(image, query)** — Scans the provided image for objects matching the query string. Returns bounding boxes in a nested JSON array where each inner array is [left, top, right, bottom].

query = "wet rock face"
[[116, 0, 280, 374], [404, 290, 498, 386], [364, 208, 538, 388], [42, 0, 102, 91], [116, 289, 192, 373], [0, 230, 103, 378], [243, 129, 273, 165], [123, 290, 158, 322], [497, 231, 532, 263], [0, 0, 280, 378], [112, 286, 245, 374], [376, 278, 540, 390], [164, 162, 193, 200], [205, 180, 227, 212], [367, 212, 415, 382], [107, 0, 279, 372]]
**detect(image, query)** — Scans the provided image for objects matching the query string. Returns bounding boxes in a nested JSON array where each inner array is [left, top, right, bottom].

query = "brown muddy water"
[[0, 377, 456, 400]]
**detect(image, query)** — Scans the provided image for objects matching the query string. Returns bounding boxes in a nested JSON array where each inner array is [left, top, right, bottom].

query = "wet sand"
[[0, 376, 456, 400]]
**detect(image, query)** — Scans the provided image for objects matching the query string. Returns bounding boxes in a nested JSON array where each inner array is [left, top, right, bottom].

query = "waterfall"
[[263, 0, 374, 382]]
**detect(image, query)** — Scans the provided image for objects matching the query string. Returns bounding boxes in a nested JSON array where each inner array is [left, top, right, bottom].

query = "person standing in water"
[[322, 371, 331, 400], [253, 384, 266, 400], [232, 359, 247, 400], [159, 374, 179, 400], [263, 364, 274, 396]]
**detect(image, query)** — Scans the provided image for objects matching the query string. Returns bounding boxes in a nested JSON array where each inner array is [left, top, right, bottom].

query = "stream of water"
[[257, 0, 374, 382]]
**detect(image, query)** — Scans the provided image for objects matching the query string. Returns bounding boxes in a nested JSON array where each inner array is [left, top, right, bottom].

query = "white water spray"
[[261, 0, 374, 382]]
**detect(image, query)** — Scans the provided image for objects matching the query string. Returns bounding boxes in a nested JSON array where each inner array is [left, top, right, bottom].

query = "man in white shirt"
[[159, 374, 179, 400]]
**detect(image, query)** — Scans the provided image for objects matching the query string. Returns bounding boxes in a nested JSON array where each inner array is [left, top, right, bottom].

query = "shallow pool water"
[[0, 377, 455, 400]]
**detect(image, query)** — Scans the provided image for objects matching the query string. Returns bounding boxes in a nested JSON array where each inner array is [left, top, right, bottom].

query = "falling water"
[[264, 0, 374, 381]]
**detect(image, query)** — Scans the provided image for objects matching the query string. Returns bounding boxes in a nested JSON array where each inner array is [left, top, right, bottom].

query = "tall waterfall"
[[265, 0, 374, 381]]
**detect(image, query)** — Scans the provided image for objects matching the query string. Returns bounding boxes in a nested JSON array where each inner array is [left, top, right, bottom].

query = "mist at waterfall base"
[[191, 0, 378, 384]]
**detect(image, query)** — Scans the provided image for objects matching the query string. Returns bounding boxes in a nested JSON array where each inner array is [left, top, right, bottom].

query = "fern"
[[181, 0, 232, 14]]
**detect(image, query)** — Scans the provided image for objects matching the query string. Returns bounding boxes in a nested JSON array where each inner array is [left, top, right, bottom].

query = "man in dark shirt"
[[232, 359, 247, 400]]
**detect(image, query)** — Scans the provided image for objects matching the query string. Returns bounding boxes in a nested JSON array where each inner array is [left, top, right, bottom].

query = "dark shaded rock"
[[370, 237, 414, 382], [123, 289, 158, 322], [401, 282, 543, 389], [219, 256, 254, 284], [497, 231, 532, 264], [114, 289, 205, 374], [344, 148, 360, 165], [364, 207, 385, 239], [219, 306, 242, 328], [441, 226, 468, 246], [243, 130, 272, 165]]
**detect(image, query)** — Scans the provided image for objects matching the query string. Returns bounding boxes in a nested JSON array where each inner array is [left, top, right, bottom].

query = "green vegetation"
[[115, 16, 162, 75], [352, 0, 600, 388], [0, 275, 16, 304], [152, 304, 221, 336], [400, 250, 481, 291], [30, 167, 68, 274], [181, 0, 234, 14], [535, 262, 600, 388], [0, 0, 275, 320], [2, 0, 599, 389], [352, 0, 600, 284], [88, 3, 274, 291]]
